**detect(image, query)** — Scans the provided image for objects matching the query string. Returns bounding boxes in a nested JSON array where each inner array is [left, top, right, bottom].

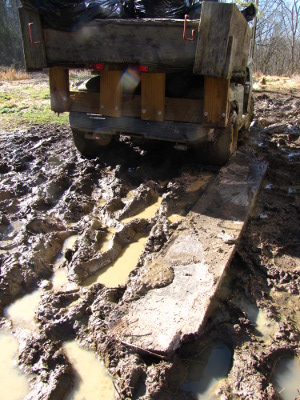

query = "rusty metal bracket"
[[28, 22, 46, 45], [183, 14, 195, 42]]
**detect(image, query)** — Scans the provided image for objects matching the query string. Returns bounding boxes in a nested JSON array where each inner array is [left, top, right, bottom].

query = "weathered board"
[[193, 2, 252, 78], [44, 19, 199, 69], [203, 76, 230, 127], [141, 73, 166, 122], [69, 111, 209, 143], [49, 67, 70, 113], [19, 7, 47, 71], [69, 93, 203, 124], [100, 70, 122, 117], [112, 152, 267, 356]]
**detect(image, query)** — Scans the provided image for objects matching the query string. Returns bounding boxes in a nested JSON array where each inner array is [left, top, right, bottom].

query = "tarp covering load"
[[20, 0, 206, 31]]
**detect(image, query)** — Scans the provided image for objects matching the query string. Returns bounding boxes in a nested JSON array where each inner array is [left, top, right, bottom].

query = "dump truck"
[[19, 1, 255, 165]]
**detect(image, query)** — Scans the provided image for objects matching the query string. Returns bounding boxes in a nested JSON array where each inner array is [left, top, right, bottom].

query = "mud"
[[0, 85, 299, 399]]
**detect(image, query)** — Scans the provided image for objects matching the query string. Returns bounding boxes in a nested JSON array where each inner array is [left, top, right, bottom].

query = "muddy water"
[[167, 173, 214, 222], [99, 227, 115, 253], [238, 300, 276, 342], [4, 290, 41, 329], [63, 341, 116, 400], [168, 213, 185, 224], [52, 235, 79, 290], [0, 331, 30, 399], [121, 197, 162, 223], [271, 356, 300, 400], [85, 234, 148, 287], [181, 342, 232, 399]]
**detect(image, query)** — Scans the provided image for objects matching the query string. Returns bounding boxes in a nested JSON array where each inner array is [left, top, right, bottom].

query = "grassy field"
[[0, 72, 69, 130]]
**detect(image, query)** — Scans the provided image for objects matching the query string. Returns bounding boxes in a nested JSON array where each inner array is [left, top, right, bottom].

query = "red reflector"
[[138, 65, 149, 72], [90, 63, 105, 70]]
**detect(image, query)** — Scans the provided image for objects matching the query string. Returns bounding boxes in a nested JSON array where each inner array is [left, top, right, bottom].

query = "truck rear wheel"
[[71, 128, 114, 158], [193, 112, 238, 166]]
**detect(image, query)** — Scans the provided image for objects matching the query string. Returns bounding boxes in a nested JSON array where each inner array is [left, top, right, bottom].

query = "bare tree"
[[279, 0, 300, 75]]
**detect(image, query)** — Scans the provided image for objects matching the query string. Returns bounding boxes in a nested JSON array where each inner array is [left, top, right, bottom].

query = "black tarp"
[[20, 0, 207, 30]]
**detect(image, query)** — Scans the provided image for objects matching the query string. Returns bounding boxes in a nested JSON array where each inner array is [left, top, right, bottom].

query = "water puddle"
[[240, 301, 276, 342], [168, 213, 185, 224], [99, 227, 115, 253], [47, 155, 62, 167], [51, 235, 79, 290], [98, 198, 106, 207], [0, 331, 30, 399], [121, 197, 162, 223], [62, 235, 78, 253], [85, 234, 148, 287], [63, 340, 116, 400], [4, 290, 41, 329], [167, 173, 214, 221], [181, 342, 232, 399], [0, 220, 24, 247], [121, 190, 135, 203], [271, 356, 300, 400], [288, 151, 300, 160], [186, 174, 212, 193]]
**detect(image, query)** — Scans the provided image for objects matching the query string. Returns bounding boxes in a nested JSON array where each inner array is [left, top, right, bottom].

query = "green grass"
[[0, 78, 69, 130]]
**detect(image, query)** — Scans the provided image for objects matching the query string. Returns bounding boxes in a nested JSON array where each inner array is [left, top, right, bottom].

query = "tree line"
[[0, 0, 299, 75], [0, 0, 23, 68]]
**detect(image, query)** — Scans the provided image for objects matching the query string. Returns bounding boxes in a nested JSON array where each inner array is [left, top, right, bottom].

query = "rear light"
[[138, 65, 149, 72], [90, 63, 105, 70]]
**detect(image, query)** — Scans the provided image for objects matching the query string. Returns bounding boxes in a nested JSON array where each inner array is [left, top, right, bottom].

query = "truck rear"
[[19, 1, 255, 164]]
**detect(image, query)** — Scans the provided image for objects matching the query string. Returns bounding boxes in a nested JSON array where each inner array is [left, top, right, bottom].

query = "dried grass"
[[0, 68, 30, 81], [253, 74, 300, 92]]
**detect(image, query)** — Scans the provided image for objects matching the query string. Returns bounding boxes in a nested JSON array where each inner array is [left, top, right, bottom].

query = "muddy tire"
[[71, 128, 114, 158], [193, 113, 238, 166]]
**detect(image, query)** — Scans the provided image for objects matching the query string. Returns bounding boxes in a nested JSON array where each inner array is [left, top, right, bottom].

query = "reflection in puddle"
[[271, 356, 300, 400], [4, 290, 41, 329], [99, 227, 115, 253], [167, 173, 214, 222], [98, 198, 106, 207], [85, 235, 148, 287], [64, 341, 115, 400], [241, 301, 276, 342], [181, 343, 232, 399], [62, 235, 78, 253], [51, 235, 79, 290], [168, 213, 185, 224], [186, 174, 212, 193], [122, 197, 162, 223], [51, 268, 72, 291], [0, 331, 30, 399]]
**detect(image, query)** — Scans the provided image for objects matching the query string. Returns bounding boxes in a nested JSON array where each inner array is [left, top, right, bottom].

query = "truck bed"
[[19, 2, 251, 78]]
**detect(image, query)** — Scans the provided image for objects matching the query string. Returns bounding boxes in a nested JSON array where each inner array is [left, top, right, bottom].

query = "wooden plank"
[[70, 92, 202, 123], [100, 70, 122, 117], [165, 97, 202, 123], [231, 6, 252, 73], [193, 3, 251, 78], [69, 111, 209, 143], [49, 67, 70, 113], [194, 3, 233, 78], [141, 73, 165, 122], [113, 152, 267, 356], [19, 7, 47, 71], [203, 76, 230, 127], [44, 19, 198, 69]]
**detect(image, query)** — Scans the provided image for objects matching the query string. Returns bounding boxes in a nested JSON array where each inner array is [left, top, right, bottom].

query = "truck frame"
[[19, 1, 254, 164]]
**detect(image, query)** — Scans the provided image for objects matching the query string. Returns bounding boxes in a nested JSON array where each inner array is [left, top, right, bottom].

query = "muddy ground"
[[0, 83, 299, 399]]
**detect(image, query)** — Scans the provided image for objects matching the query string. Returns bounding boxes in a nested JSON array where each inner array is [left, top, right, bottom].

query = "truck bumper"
[[69, 112, 212, 145]]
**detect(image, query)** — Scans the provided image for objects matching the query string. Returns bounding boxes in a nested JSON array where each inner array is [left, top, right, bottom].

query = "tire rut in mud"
[[0, 89, 299, 399]]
